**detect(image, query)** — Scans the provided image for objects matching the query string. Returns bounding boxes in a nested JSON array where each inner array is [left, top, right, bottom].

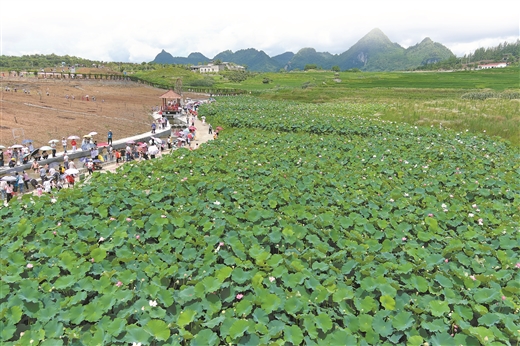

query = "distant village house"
[[478, 62, 507, 69], [191, 62, 245, 73]]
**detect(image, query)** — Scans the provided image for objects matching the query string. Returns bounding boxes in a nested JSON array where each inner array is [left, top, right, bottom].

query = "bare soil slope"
[[0, 76, 201, 147]]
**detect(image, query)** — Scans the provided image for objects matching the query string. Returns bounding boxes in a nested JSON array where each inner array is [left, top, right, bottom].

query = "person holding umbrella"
[[71, 138, 77, 152], [0, 148, 4, 167]]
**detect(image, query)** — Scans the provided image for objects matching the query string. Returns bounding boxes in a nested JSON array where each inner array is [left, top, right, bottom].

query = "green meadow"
[[212, 67, 520, 146]]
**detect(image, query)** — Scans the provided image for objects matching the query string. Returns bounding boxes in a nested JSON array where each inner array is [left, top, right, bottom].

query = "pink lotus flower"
[[444, 259, 449, 263], [478, 218, 484, 225], [402, 237, 407, 241], [236, 293, 244, 300], [502, 295, 506, 301], [53, 231, 57, 235], [110, 217, 116, 221], [161, 215, 167, 218], [219, 242, 224, 246], [91, 258, 95, 263], [57, 222, 61, 226], [469, 275, 476, 281], [116, 281, 123, 287], [269, 276, 275, 283], [516, 263, 520, 269], [126, 218, 132, 222], [135, 235, 140, 240], [428, 213, 434, 217], [26, 263, 33, 269]]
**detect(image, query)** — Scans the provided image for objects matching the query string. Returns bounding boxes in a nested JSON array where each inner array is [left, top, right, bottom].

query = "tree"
[[304, 64, 317, 71], [331, 65, 340, 72]]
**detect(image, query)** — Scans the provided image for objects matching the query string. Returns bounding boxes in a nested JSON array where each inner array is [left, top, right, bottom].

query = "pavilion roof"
[[159, 90, 181, 99]]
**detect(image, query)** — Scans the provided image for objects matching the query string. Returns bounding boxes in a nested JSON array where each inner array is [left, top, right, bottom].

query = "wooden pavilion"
[[159, 90, 182, 114]]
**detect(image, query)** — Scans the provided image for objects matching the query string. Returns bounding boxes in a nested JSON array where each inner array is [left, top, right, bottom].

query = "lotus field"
[[1, 96, 519, 345]]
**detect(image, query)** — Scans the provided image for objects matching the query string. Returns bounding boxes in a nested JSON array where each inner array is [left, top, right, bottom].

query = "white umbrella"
[[65, 168, 79, 175], [10, 144, 23, 149], [83, 134, 92, 138], [151, 137, 163, 144], [68, 135, 80, 140], [48, 139, 60, 143], [39, 145, 53, 151], [1, 176, 17, 182], [88, 132, 98, 136], [0, 145, 5, 149]]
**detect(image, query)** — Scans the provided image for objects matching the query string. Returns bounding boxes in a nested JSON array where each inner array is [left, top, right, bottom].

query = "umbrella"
[[216, 126, 224, 131], [30, 148, 39, 157], [1, 176, 17, 182], [23, 153, 30, 158], [126, 140, 135, 144], [39, 145, 53, 151], [189, 126, 196, 131], [68, 135, 80, 140], [83, 135, 92, 138], [151, 137, 163, 144], [11, 144, 23, 149], [88, 132, 98, 136], [0, 145, 5, 149], [65, 168, 79, 175], [48, 139, 60, 143], [97, 142, 109, 147], [22, 139, 33, 144]]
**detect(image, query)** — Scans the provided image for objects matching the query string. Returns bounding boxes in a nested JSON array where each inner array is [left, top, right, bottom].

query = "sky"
[[1, 0, 518, 63]]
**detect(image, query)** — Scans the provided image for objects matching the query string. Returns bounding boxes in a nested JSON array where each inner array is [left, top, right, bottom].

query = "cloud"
[[1, 0, 518, 61]]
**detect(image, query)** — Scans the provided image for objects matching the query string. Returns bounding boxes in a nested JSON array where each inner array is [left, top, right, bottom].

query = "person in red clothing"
[[71, 139, 77, 152]]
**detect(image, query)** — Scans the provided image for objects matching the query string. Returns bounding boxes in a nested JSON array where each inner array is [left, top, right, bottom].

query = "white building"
[[191, 62, 245, 73], [478, 62, 507, 69]]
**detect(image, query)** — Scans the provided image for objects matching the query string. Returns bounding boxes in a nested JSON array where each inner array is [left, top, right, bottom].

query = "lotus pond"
[[1, 96, 519, 345]]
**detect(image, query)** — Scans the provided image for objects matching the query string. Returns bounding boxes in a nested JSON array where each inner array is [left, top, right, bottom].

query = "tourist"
[[43, 179, 52, 194], [31, 160, 39, 173], [63, 153, 69, 169], [86, 160, 94, 175], [107, 130, 113, 145], [15, 172, 24, 194], [148, 143, 159, 159], [42, 151, 49, 160], [151, 122, 156, 134], [23, 171, 30, 190], [40, 166, 47, 181], [0, 149, 4, 167], [115, 150, 122, 164], [0, 179, 6, 201], [5, 182, 14, 203], [61, 137, 67, 153], [50, 141, 57, 157], [208, 124, 213, 134], [71, 139, 77, 152]]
